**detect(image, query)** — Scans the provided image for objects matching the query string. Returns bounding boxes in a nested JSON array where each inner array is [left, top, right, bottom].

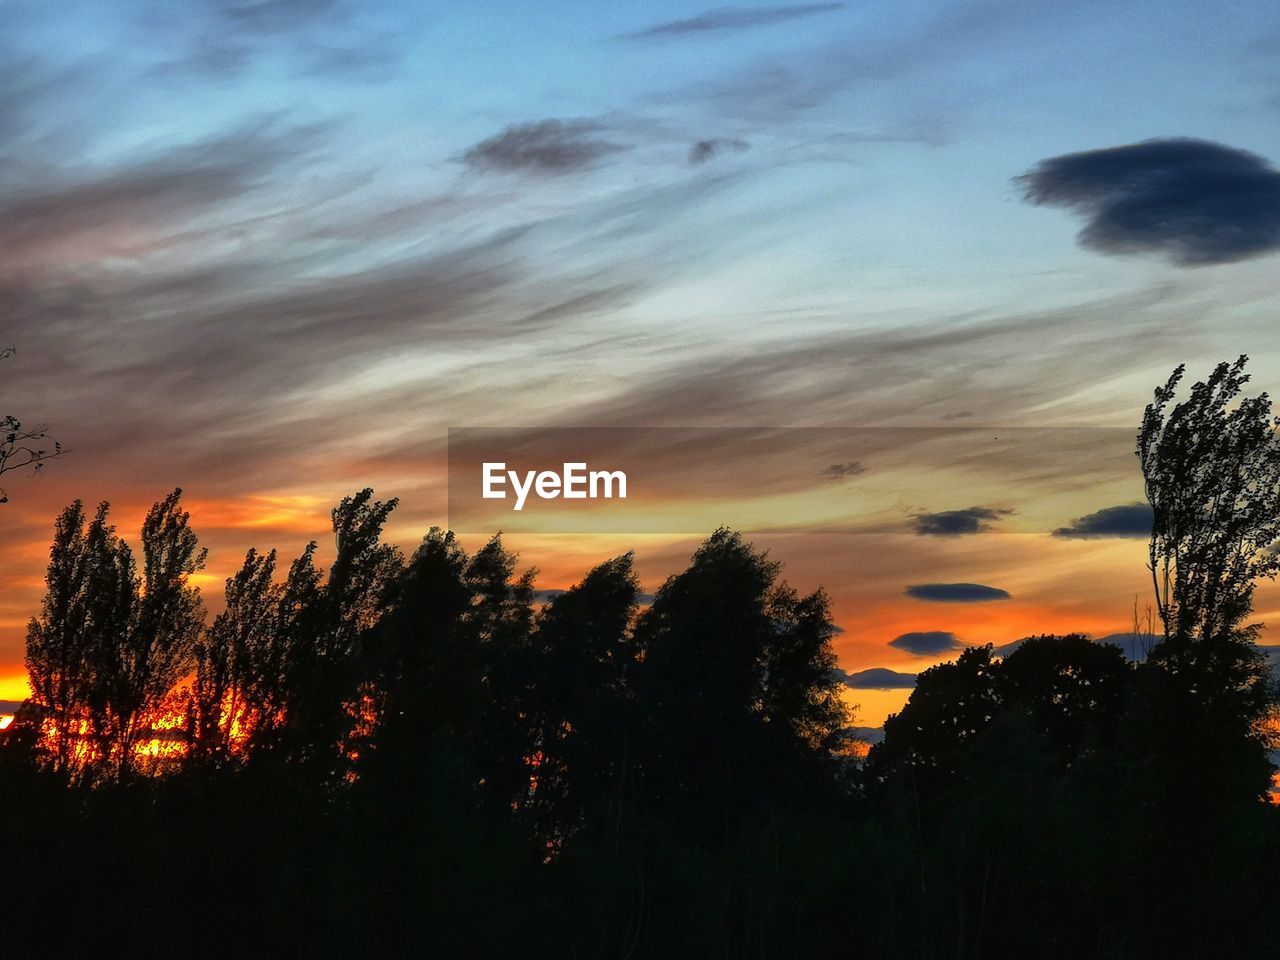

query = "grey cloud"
[[843, 667, 917, 689], [461, 120, 628, 175], [1018, 138, 1280, 266], [0, 118, 333, 273], [905, 583, 1011, 602], [564, 283, 1198, 431], [890, 630, 962, 656], [664, 0, 1077, 125], [1052, 502, 1152, 539], [149, 0, 399, 82], [0, 149, 750, 501], [821, 461, 864, 483], [623, 4, 845, 40], [689, 138, 750, 164], [913, 505, 1010, 536], [208, 0, 344, 33]]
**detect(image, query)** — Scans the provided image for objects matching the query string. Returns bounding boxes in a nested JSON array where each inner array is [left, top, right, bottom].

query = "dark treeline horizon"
[[3, 358, 1280, 959]]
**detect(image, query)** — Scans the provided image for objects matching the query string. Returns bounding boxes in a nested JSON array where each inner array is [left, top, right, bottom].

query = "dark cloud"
[[820, 460, 864, 483], [912, 505, 1010, 536], [889, 630, 962, 656], [461, 120, 628, 175], [689, 137, 750, 164], [905, 583, 1011, 602], [623, 4, 845, 40], [843, 667, 917, 690], [1018, 138, 1280, 266], [1052, 502, 1152, 539]]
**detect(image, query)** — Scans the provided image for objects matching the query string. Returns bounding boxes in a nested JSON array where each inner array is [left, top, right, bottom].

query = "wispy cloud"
[[688, 137, 750, 165], [621, 4, 845, 41]]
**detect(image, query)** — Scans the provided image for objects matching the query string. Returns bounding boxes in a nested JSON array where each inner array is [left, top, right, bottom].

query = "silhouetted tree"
[[463, 534, 539, 812], [278, 489, 402, 778], [997, 633, 1130, 757], [524, 553, 640, 842], [634, 529, 849, 837], [870, 644, 1002, 794], [25, 490, 205, 780], [105, 490, 207, 778], [1138, 355, 1280, 712], [192, 548, 285, 765], [359, 527, 477, 787], [24, 500, 133, 776]]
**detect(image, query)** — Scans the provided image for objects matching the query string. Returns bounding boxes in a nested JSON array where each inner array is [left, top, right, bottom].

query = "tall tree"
[[192, 548, 285, 765], [280, 489, 402, 775], [525, 553, 640, 841], [24, 501, 133, 776], [101, 490, 207, 778], [462, 534, 538, 813], [25, 490, 205, 780], [1137, 356, 1280, 711], [634, 529, 849, 835]]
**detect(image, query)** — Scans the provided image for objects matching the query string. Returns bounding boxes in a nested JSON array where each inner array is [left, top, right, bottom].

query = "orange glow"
[[0, 714, 14, 731]]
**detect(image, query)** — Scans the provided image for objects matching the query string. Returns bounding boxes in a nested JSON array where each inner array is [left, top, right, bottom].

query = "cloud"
[[905, 583, 1011, 602], [1052, 502, 1152, 539], [0, 118, 333, 273], [890, 630, 962, 656], [622, 4, 845, 40], [148, 0, 400, 82], [207, 0, 344, 33], [460, 120, 628, 175], [843, 667, 917, 689], [912, 505, 1009, 536], [689, 138, 750, 164], [1018, 138, 1280, 266], [820, 461, 864, 483]]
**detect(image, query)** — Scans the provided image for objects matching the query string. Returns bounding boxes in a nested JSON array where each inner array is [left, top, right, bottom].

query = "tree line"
[[1, 357, 1279, 958]]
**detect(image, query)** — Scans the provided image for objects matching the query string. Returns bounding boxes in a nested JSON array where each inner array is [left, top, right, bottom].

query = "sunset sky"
[[3, 0, 1280, 725]]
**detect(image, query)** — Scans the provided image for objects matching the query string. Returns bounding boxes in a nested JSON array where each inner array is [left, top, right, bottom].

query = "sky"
[[2, 0, 1280, 725]]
